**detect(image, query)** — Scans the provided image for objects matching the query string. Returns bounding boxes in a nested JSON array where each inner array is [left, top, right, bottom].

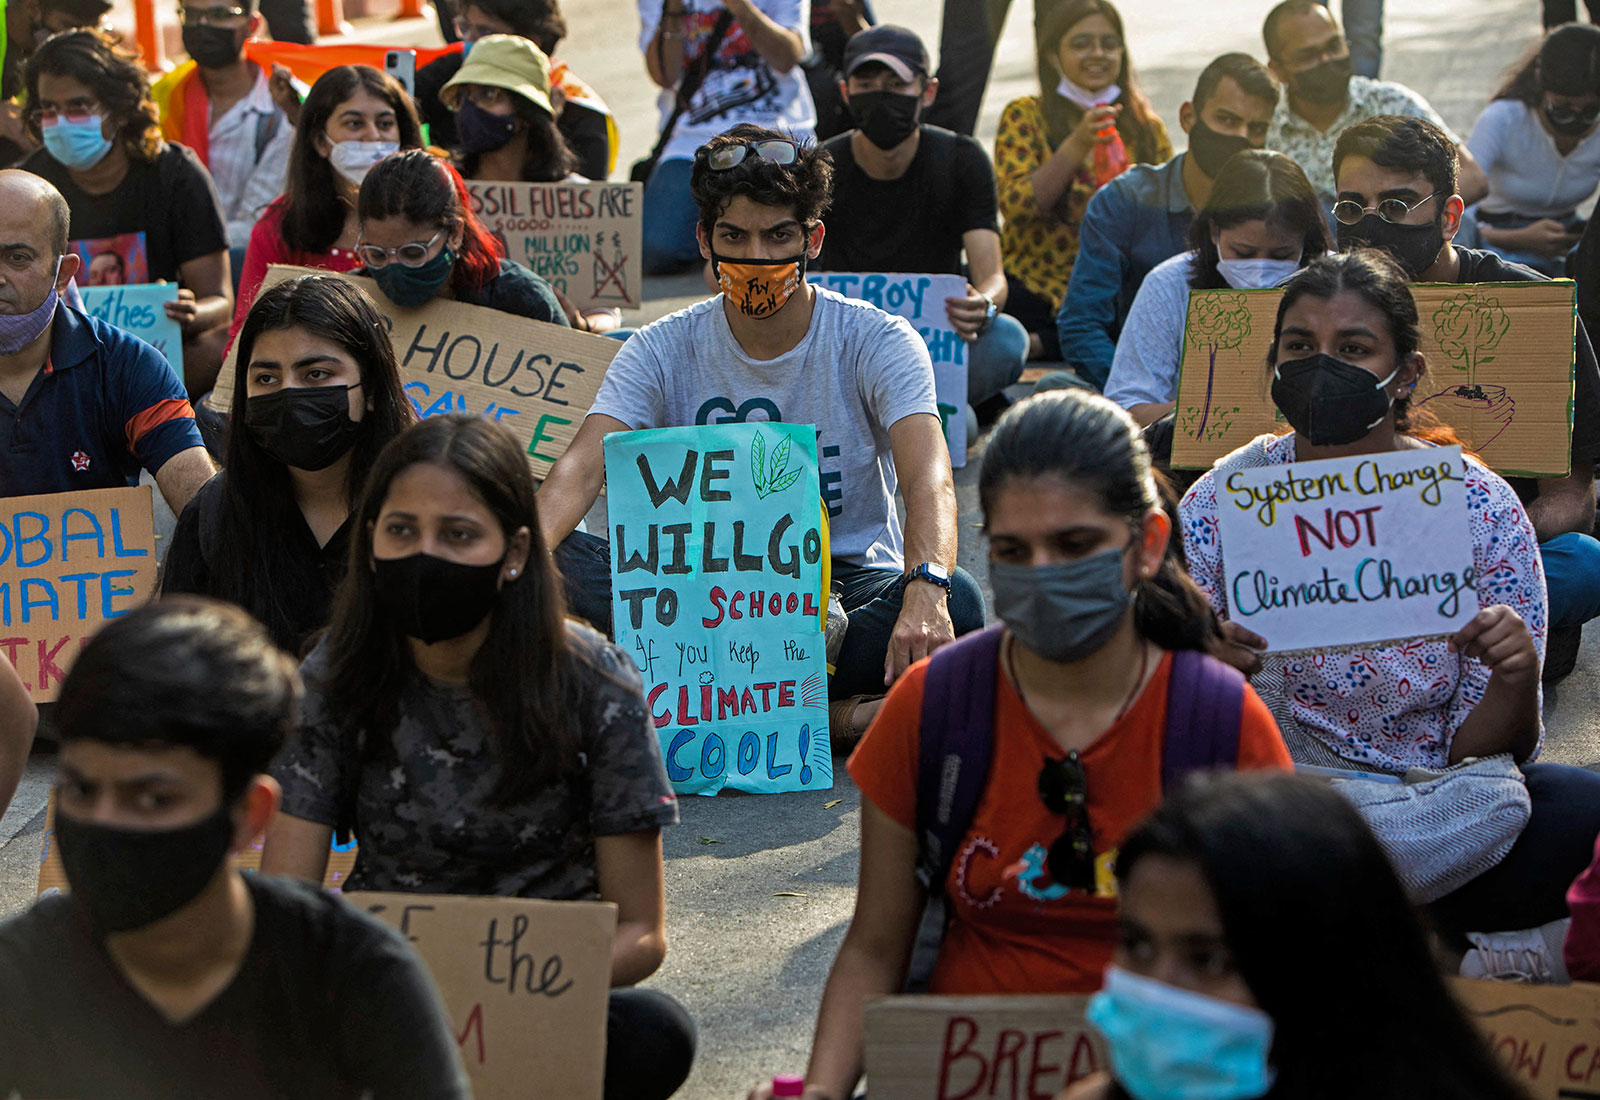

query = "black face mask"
[[1186, 118, 1256, 179], [1272, 353, 1400, 445], [455, 97, 519, 154], [181, 23, 245, 69], [373, 552, 505, 645], [55, 805, 237, 934], [1336, 212, 1444, 279], [244, 384, 364, 472], [1290, 55, 1353, 105], [1545, 100, 1600, 136], [847, 90, 922, 150]]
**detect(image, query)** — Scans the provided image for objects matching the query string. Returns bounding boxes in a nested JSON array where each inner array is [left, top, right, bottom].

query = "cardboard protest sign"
[[348, 893, 616, 1100], [808, 272, 971, 467], [36, 789, 359, 893], [864, 995, 1107, 1100], [1172, 281, 1577, 477], [213, 265, 617, 478], [468, 180, 643, 312], [0, 486, 157, 701], [1212, 446, 1475, 652], [1456, 978, 1600, 1099], [604, 423, 834, 796], [80, 282, 183, 370]]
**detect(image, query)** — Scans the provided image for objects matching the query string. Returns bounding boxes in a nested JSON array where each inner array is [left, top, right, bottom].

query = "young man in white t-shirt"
[[539, 122, 984, 743]]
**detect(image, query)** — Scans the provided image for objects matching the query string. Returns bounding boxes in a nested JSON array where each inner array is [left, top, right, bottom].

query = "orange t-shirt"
[[848, 647, 1291, 995]]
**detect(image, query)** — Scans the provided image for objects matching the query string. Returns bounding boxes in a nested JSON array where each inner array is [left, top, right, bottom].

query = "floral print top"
[[1179, 432, 1547, 772], [994, 95, 1172, 306]]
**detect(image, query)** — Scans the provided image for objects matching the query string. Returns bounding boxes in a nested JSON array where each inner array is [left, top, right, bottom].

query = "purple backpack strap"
[[1161, 648, 1246, 792]]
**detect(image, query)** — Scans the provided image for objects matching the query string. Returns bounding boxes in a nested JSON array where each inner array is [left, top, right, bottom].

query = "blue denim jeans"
[[1542, 531, 1600, 630], [1317, 0, 1383, 77], [968, 312, 1028, 407], [642, 157, 702, 275]]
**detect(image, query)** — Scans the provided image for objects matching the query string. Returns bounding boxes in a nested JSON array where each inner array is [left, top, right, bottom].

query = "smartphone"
[[385, 49, 417, 98]]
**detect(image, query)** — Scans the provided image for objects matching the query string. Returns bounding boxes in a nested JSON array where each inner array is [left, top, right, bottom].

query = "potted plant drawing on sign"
[[1417, 291, 1516, 449], [1181, 292, 1252, 442]]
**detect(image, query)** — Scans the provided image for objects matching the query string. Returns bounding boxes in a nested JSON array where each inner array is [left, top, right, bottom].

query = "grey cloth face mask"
[[989, 546, 1133, 663]]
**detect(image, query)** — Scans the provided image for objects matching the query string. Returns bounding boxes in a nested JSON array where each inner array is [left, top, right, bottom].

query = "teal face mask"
[[42, 115, 113, 171], [371, 247, 455, 308], [1087, 966, 1276, 1100]]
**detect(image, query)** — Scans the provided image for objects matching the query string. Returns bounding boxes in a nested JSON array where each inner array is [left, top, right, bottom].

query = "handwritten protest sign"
[[808, 272, 971, 467], [604, 423, 833, 796], [0, 487, 156, 701], [1456, 979, 1600, 1099], [349, 893, 616, 1100], [1212, 446, 1475, 652], [468, 180, 643, 312], [213, 265, 617, 478], [1172, 281, 1577, 476], [865, 995, 1107, 1100], [80, 283, 182, 370]]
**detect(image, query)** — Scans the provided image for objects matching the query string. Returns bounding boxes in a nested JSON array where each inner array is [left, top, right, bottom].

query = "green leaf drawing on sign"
[[770, 434, 791, 484], [1186, 292, 1252, 440], [769, 468, 802, 493], [752, 429, 801, 498], [1431, 292, 1510, 388], [751, 431, 766, 493]]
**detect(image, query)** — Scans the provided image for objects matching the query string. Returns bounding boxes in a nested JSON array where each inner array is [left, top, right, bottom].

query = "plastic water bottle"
[[772, 1075, 805, 1098], [1092, 125, 1130, 188], [824, 581, 848, 676]]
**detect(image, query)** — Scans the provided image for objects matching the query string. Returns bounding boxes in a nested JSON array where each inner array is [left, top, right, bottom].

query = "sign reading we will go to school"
[[1214, 447, 1476, 652], [604, 423, 833, 796]]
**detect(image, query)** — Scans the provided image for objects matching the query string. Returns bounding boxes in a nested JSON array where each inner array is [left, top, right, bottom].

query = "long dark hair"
[[1188, 150, 1329, 290], [213, 275, 414, 652], [358, 149, 505, 296], [321, 416, 585, 805], [1112, 773, 1530, 1100], [458, 95, 578, 183], [978, 389, 1218, 652], [1037, 0, 1162, 161], [1493, 22, 1600, 107], [25, 29, 161, 163], [282, 65, 423, 254]]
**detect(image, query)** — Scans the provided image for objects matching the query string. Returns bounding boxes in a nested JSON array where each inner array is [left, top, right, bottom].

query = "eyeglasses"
[[179, 4, 248, 25], [28, 101, 101, 126], [700, 138, 800, 172], [1065, 33, 1123, 53], [356, 230, 446, 269], [1038, 753, 1096, 891], [1546, 100, 1600, 128], [1331, 193, 1439, 226]]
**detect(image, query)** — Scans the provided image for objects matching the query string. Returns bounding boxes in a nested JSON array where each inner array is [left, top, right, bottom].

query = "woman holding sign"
[[261, 416, 695, 1100], [1179, 249, 1600, 961], [163, 275, 415, 656], [754, 391, 1291, 1100]]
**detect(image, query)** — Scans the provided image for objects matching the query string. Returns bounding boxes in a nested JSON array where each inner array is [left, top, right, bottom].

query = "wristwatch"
[[978, 292, 998, 333], [903, 561, 953, 595]]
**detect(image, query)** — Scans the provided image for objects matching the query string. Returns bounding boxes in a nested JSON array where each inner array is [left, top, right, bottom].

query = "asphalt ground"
[[1, 2, 1591, 1097]]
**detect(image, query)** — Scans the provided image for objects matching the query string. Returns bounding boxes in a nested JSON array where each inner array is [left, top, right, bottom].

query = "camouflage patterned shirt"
[[273, 623, 680, 899]]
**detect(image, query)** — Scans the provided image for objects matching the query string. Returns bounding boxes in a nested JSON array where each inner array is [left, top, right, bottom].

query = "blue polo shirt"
[[0, 304, 201, 497]]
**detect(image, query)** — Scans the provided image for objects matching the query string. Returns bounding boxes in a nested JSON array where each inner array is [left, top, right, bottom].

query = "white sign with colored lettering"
[[1213, 446, 1477, 651]]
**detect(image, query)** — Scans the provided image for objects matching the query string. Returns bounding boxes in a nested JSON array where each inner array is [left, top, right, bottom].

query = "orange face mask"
[[712, 252, 806, 319]]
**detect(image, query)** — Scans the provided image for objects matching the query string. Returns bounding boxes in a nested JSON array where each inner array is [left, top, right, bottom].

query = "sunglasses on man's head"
[[701, 138, 800, 172], [1038, 753, 1096, 891]]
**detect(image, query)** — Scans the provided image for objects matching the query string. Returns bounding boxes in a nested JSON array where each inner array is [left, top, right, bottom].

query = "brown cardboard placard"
[[213, 265, 619, 478], [467, 179, 643, 311], [864, 995, 1107, 1100], [347, 892, 616, 1100], [1455, 978, 1600, 1097], [1171, 281, 1577, 477], [0, 486, 157, 701], [35, 790, 359, 894]]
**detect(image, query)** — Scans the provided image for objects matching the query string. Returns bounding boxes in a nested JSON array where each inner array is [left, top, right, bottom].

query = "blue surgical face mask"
[[42, 115, 113, 171], [1088, 966, 1276, 1100], [1215, 257, 1300, 290]]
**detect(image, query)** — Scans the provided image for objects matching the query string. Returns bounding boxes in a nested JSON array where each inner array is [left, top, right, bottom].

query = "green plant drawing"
[[1179, 403, 1241, 442], [1186, 293, 1253, 439], [751, 430, 802, 498], [1431, 292, 1510, 388]]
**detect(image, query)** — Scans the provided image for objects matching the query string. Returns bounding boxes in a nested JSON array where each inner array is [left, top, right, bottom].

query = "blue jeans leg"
[[554, 530, 615, 638], [1319, 0, 1383, 76], [829, 563, 986, 699], [642, 157, 702, 275], [967, 313, 1028, 407], [1542, 532, 1600, 629]]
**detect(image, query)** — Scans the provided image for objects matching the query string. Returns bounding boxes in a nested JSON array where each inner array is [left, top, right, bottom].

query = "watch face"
[[923, 563, 950, 583]]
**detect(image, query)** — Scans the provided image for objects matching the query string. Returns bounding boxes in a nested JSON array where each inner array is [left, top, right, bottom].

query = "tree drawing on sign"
[[1417, 292, 1517, 449], [752, 430, 802, 498], [1185, 293, 1252, 440]]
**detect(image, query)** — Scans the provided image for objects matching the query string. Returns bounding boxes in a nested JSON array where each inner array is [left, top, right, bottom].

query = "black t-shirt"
[[1454, 247, 1600, 501], [0, 874, 470, 1100], [461, 258, 570, 324], [817, 125, 1000, 275], [20, 141, 229, 284]]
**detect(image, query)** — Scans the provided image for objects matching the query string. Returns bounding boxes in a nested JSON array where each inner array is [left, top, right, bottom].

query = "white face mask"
[[1055, 73, 1121, 111], [1216, 257, 1301, 290], [328, 139, 398, 187]]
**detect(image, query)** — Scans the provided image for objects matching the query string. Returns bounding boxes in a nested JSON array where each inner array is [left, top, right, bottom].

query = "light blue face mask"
[[1215, 257, 1300, 290], [41, 115, 113, 171], [1087, 965, 1276, 1100]]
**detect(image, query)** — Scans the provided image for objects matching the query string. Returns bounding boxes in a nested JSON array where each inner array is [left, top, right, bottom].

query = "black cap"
[[842, 24, 929, 82]]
